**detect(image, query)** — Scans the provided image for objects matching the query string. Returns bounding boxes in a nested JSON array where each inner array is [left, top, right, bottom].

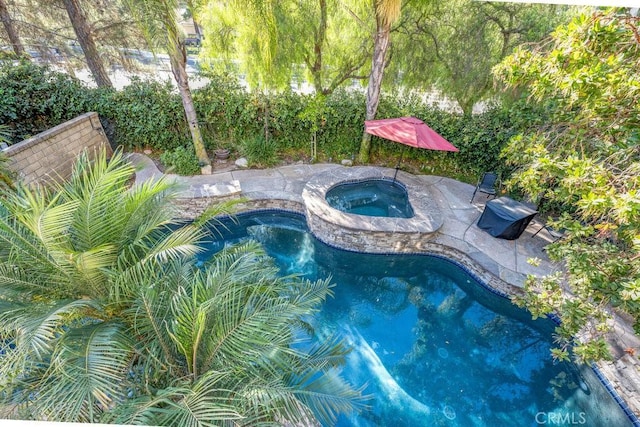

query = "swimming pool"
[[201, 210, 633, 427]]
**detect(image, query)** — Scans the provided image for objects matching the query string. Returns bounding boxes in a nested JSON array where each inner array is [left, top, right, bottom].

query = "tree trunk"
[[0, 0, 24, 56], [358, 19, 391, 163], [169, 41, 211, 170], [62, 0, 112, 88], [308, 0, 327, 94], [185, 0, 202, 38]]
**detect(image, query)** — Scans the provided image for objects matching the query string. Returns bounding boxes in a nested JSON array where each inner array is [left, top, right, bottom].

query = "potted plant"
[[214, 147, 231, 160], [214, 140, 232, 160]]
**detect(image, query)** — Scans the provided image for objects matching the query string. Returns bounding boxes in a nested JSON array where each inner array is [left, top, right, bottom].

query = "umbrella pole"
[[393, 147, 406, 182]]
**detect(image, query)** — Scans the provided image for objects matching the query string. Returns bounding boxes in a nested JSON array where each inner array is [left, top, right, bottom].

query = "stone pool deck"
[[129, 153, 640, 423]]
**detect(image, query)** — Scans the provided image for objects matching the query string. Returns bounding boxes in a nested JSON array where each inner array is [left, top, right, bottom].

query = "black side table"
[[477, 197, 538, 240]]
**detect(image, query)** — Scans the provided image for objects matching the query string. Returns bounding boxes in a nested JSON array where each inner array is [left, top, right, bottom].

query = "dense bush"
[[0, 62, 191, 150], [0, 61, 91, 143], [0, 63, 540, 180], [194, 71, 257, 146], [96, 78, 191, 150], [159, 145, 200, 175]]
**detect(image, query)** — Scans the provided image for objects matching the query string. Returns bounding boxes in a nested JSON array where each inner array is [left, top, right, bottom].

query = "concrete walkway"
[[130, 154, 640, 423]]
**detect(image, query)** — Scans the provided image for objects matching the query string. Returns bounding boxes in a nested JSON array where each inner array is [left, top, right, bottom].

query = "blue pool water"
[[325, 179, 414, 218], [201, 211, 633, 427]]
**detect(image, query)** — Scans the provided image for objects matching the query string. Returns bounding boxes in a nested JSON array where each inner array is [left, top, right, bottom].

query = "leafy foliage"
[[495, 11, 640, 362], [0, 61, 90, 143], [239, 135, 279, 167], [0, 62, 189, 150], [97, 77, 190, 150], [391, 1, 570, 115], [0, 62, 535, 180], [0, 127, 14, 190], [160, 145, 201, 175], [0, 148, 366, 424], [198, 0, 372, 94]]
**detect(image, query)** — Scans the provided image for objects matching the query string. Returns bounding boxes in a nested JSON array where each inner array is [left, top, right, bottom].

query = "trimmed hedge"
[[0, 62, 542, 180]]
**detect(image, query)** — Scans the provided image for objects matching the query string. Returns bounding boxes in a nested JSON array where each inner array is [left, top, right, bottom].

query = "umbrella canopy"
[[364, 116, 459, 152]]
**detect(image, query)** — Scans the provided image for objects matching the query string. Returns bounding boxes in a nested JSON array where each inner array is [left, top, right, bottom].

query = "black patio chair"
[[470, 172, 498, 203]]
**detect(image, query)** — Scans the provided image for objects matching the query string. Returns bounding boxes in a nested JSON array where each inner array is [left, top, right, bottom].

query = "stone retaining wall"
[[3, 112, 112, 185]]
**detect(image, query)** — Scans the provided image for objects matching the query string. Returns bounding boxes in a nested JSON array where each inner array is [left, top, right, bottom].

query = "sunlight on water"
[[293, 232, 315, 273], [335, 325, 432, 426], [247, 225, 316, 276], [206, 212, 634, 427]]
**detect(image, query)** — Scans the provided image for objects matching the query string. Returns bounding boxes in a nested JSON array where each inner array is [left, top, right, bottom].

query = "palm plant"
[[0, 148, 366, 425], [0, 152, 13, 191], [0, 125, 13, 191]]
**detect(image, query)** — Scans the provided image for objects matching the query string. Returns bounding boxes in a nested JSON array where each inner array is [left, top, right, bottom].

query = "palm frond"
[[195, 244, 327, 375], [67, 244, 119, 297], [107, 371, 247, 427], [376, 0, 402, 27], [0, 149, 15, 191], [34, 322, 134, 422], [124, 0, 183, 54], [292, 333, 352, 372], [0, 299, 97, 387], [286, 277, 334, 314], [0, 192, 79, 295], [120, 176, 180, 245], [2, 184, 74, 246], [287, 369, 370, 426], [140, 223, 204, 264], [0, 262, 59, 297], [61, 149, 136, 252], [192, 198, 246, 229], [119, 259, 195, 377], [167, 274, 209, 377]]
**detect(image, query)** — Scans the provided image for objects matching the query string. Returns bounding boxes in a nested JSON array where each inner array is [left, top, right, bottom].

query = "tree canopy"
[[197, 0, 372, 94], [494, 10, 640, 363], [390, 0, 570, 115]]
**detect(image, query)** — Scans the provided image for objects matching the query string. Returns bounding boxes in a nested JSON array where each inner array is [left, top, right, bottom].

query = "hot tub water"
[[325, 179, 414, 218]]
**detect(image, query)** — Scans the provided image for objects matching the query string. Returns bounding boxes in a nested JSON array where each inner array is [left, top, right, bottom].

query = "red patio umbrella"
[[364, 116, 458, 179]]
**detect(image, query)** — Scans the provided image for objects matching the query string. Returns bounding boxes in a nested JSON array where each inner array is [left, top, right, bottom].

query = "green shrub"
[[0, 63, 191, 151], [159, 146, 200, 175], [194, 71, 257, 143], [96, 78, 190, 151], [0, 61, 91, 144], [0, 63, 544, 181], [239, 135, 278, 167]]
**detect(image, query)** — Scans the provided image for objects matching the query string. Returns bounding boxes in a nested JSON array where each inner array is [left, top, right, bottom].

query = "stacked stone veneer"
[[3, 112, 112, 185]]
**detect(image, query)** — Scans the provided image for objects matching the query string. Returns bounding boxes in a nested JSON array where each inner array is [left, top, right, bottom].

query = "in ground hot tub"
[[301, 166, 443, 253], [325, 179, 414, 218]]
